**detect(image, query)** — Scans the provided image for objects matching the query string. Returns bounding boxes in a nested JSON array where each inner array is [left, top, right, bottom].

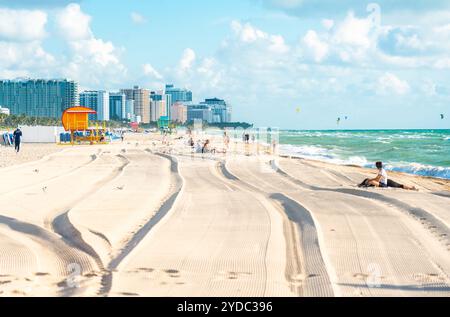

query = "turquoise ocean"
[[279, 130, 450, 180]]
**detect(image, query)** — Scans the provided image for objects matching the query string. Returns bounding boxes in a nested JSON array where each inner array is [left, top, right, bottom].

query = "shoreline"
[[1, 140, 449, 191], [279, 154, 450, 191]]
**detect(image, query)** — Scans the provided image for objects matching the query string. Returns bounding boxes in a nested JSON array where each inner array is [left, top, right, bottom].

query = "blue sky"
[[0, 0, 449, 129]]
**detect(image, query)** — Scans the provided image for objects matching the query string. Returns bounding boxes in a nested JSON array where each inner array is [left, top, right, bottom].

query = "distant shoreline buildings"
[[0, 79, 78, 119], [0, 78, 232, 125]]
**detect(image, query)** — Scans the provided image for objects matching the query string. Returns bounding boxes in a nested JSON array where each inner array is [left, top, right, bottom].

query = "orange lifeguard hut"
[[61, 107, 108, 145]]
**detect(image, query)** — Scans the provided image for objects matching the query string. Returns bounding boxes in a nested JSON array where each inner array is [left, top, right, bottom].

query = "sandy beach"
[[0, 133, 449, 297]]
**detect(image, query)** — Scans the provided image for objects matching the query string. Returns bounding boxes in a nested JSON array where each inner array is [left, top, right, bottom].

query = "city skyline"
[[0, 1, 449, 129]]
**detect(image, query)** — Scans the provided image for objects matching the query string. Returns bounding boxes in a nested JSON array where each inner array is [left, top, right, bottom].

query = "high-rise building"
[[165, 94, 172, 119], [187, 104, 213, 123], [164, 84, 192, 108], [121, 86, 150, 124], [200, 98, 231, 123], [150, 91, 163, 101], [109, 92, 126, 121], [150, 90, 171, 122], [0, 79, 78, 118], [171, 102, 188, 124], [79, 91, 110, 121], [186, 98, 231, 123], [150, 99, 167, 122], [125, 99, 135, 121]]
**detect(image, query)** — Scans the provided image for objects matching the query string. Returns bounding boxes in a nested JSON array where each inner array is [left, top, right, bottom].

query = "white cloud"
[[70, 38, 121, 67], [377, 73, 410, 95], [322, 19, 334, 30], [131, 12, 147, 25], [54, 4, 126, 88], [268, 34, 290, 53], [303, 30, 329, 62], [179, 48, 196, 71], [433, 58, 450, 69], [0, 8, 53, 79], [0, 8, 47, 41], [230, 20, 289, 53], [333, 12, 374, 49], [231, 20, 266, 43], [421, 79, 437, 96], [270, 0, 303, 9], [55, 3, 92, 40], [0, 41, 54, 69], [143, 63, 162, 79]]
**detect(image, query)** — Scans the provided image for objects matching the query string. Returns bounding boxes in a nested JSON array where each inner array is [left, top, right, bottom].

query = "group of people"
[[182, 129, 417, 191], [187, 137, 215, 154], [242, 133, 255, 144]]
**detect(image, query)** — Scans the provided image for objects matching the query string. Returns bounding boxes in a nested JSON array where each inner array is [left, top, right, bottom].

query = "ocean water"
[[279, 130, 450, 180]]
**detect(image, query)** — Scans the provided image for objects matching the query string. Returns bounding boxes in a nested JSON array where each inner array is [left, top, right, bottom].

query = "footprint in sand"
[[289, 274, 306, 286], [165, 269, 180, 278], [138, 268, 154, 273], [412, 273, 445, 283], [353, 273, 369, 280], [34, 272, 50, 276], [12, 290, 27, 295], [213, 271, 253, 281], [0, 280, 11, 285], [120, 292, 139, 297]]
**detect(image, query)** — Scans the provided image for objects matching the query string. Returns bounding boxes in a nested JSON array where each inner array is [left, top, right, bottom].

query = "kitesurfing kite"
[[441, 114, 445, 119], [337, 117, 341, 125]]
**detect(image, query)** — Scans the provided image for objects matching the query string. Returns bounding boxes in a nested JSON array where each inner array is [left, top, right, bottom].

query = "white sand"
[[0, 133, 449, 297], [0, 143, 63, 169]]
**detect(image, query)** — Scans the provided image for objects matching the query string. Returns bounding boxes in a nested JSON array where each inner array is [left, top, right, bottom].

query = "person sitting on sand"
[[195, 140, 203, 153], [188, 137, 195, 148], [202, 140, 210, 154], [201, 140, 216, 154], [359, 162, 417, 190]]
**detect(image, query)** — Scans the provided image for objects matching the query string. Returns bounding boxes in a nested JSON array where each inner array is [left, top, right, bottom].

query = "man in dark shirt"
[[13, 128, 22, 153]]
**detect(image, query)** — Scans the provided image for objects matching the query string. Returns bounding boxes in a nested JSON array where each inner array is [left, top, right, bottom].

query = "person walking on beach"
[[360, 162, 417, 190], [223, 132, 230, 150], [13, 127, 22, 153]]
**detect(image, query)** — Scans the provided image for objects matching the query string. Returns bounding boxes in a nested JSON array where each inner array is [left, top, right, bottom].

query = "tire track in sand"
[[50, 154, 130, 296], [103, 152, 183, 296], [0, 149, 102, 197], [271, 160, 450, 250], [217, 160, 334, 297]]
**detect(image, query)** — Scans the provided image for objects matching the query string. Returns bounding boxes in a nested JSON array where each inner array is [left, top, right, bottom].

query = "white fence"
[[18, 126, 66, 143]]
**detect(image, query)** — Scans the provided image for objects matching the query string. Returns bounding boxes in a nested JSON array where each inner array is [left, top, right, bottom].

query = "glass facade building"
[[0, 79, 78, 118], [187, 105, 213, 123], [79, 91, 110, 121], [164, 84, 193, 107], [200, 98, 231, 123], [109, 92, 126, 120]]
